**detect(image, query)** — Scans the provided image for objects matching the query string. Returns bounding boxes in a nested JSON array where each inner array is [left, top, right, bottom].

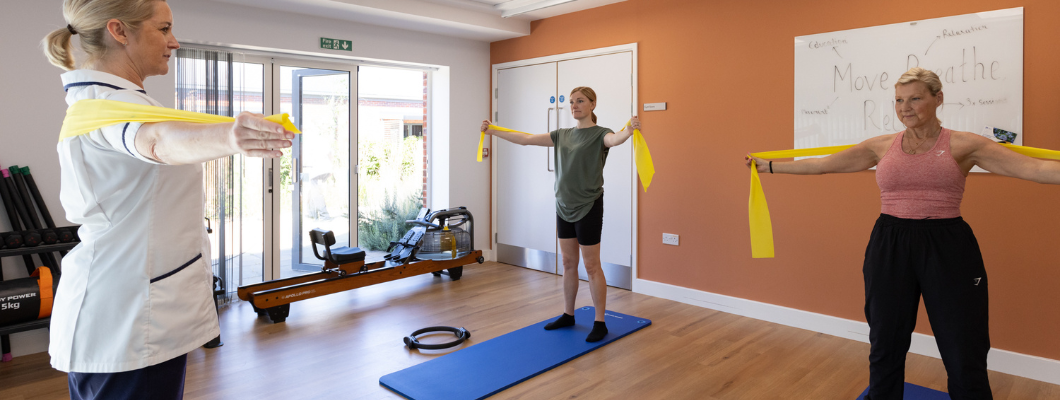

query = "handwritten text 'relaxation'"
[[940, 25, 988, 39]]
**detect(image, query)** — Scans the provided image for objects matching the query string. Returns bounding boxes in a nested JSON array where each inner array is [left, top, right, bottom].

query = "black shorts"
[[557, 196, 603, 246]]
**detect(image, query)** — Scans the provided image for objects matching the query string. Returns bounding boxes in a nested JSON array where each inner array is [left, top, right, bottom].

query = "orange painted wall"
[[490, 0, 1060, 361]]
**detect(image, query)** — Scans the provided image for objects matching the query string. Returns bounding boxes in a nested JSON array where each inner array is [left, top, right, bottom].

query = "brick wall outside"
[[422, 72, 428, 207]]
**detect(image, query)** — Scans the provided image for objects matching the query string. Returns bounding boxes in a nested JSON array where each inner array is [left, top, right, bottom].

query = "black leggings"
[[863, 214, 992, 400], [557, 196, 603, 246]]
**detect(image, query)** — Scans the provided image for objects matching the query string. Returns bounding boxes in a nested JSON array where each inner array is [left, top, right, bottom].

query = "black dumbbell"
[[38, 229, 59, 245], [21, 230, 42, 247], [56, 227, 75, 243], [1, 232, 24, 249]]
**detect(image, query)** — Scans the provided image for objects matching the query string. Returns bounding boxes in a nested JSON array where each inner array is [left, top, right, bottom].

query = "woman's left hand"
[[630, 116, 641, 131]]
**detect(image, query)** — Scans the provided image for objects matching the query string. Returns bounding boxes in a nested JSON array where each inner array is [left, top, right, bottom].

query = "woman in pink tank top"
[[746, 68, 1060, 400]]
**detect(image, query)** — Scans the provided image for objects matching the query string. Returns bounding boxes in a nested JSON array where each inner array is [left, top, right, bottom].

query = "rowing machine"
[[237, 207, 485, 323]]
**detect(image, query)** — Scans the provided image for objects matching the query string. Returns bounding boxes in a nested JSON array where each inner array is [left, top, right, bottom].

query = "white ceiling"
[[210, 0, 627, 42]]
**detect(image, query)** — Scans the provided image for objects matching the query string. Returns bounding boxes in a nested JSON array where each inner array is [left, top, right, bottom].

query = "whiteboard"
[[794, 8, 1023, 153]]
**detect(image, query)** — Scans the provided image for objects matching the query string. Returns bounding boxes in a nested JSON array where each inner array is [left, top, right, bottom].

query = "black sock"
[[586, 321, 608, 342], [544, 313, 575, 330]]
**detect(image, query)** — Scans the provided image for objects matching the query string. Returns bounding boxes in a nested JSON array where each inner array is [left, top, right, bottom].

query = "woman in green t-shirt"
[[482, 86, 641, 342]]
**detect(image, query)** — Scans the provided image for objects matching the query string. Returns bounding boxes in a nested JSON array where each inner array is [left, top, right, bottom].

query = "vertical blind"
[[175, 48, 239, 302]]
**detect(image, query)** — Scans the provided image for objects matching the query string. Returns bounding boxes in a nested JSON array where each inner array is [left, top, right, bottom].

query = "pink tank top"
[[876, 128, 965, 219]]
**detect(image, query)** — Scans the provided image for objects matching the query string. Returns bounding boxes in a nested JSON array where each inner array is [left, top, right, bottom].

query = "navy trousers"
[[68, 353, 188, 400], [863, 214, 992, 400]]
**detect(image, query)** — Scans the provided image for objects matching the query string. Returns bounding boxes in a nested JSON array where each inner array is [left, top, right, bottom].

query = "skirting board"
[[633, 279, 1060, 386]]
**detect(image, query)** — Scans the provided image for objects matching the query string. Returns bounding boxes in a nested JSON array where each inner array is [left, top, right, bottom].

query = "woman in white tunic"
[[42, 1, 293, 398]]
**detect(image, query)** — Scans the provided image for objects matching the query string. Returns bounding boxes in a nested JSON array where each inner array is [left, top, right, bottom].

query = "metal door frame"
[[289, 68, 350, 272], [269, 58, 358, 280]]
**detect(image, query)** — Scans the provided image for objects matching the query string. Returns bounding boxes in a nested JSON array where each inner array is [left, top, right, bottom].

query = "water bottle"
[[440, 224, 455, 259]]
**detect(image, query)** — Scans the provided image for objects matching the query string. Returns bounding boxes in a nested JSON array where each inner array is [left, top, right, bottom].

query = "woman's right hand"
[[229, 112, 294, 158], [745, 154, 770, 173], [480, 120, 493, 134]]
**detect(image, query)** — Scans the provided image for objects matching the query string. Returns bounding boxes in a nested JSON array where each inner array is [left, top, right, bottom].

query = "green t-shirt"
[[550, 125, 613, 222]]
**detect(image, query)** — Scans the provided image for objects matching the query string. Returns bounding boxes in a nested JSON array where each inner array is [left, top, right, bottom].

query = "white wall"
[[0, 0, 490, 357]]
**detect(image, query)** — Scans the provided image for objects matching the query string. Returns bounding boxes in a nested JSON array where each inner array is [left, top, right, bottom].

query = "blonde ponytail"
[[42, 27, 76, 71]]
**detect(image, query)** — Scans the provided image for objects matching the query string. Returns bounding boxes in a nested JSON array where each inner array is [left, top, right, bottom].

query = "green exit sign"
[[320, 37, 352, 51]]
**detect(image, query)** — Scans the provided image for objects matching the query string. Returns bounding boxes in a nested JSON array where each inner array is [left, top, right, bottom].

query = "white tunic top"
[[50, 70, 219, 373]]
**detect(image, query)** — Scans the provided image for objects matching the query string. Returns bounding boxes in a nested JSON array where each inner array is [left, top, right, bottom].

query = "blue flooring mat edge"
[[856, 382, 950, 399]]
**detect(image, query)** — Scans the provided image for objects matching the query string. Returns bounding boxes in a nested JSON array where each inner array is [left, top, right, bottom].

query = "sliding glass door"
[[187, 51, 434, 286], [275, 65, 355, 278], [225, 60, 267, 288], [355, 66, 429, 260]]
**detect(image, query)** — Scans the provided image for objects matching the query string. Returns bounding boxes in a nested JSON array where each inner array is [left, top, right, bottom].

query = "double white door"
[[494, 51, 635, 289]]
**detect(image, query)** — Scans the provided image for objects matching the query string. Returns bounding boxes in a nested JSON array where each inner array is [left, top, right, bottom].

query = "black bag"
[[0, 266, 55, 325]]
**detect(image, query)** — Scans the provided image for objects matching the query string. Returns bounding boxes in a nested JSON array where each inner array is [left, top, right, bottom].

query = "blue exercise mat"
[[380, 306, 651, 400], [856, 383, 950, 399]]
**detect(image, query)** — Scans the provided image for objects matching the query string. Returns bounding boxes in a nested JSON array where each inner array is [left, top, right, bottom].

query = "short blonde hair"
[[894, 67, 942, 96], [570, 86, 598, 124], [41, 0, 163, 71]]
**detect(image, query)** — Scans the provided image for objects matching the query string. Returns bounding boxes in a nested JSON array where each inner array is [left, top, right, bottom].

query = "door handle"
[[293, 157, 300, 184], [547, 107, 555, 172], [547, 106, 553, 130]]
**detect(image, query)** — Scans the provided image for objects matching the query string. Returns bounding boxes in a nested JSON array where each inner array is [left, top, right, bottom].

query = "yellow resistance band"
[[59, 99, 300, 142], [748, 143, 1060, 258], [478, 120, 655, 191]]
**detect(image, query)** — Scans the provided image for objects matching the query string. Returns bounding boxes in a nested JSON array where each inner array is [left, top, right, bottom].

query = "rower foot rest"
[[387, 226, 426, 262]]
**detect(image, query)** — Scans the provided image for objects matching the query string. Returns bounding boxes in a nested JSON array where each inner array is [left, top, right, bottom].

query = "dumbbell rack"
[[0, 242, 75, 337]]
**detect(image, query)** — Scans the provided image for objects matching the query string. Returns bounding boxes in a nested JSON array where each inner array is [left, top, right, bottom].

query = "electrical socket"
[[662, 233, 679, 246]]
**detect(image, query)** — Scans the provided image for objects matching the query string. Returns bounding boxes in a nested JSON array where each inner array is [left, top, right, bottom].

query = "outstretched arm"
[[745, 136, 885, 175], [966, 134, 1060, 184], [136, 111, 294, 165], [604, 116, 640, 148], [480, 119, 554, 147]]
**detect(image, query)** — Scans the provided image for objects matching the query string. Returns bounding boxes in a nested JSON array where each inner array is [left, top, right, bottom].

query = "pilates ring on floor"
[[404, 326, 471, 350]]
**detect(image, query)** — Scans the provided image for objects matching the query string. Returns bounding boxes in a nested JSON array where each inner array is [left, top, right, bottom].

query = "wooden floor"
[[1, 262, 1057, 400]]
